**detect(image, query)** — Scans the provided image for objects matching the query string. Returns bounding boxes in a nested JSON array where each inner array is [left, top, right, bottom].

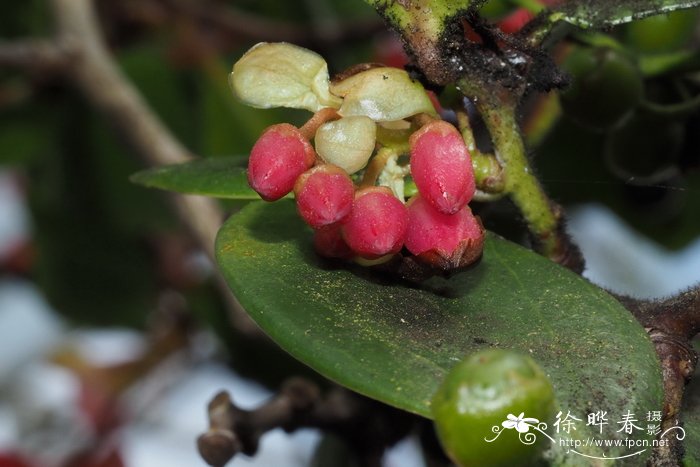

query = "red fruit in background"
[[409, 120, 475, 215], [247, 123, 316, 201], [68, 446, 125, 467], [373, 35, 409, 69], [496, 0, 561, 34], [313, 224, 354, 259], [341, 187, 408, 259], [0, 453, 34, 467], [405, 195, 484, 269], [78, 382, 123, 436], [498, 8, 534, 34], [294, 165, 354, 228]]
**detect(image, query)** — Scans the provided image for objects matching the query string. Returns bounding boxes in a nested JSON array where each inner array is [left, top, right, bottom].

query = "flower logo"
[[486, 412, 551, 445], [502, 413, 540, 433]]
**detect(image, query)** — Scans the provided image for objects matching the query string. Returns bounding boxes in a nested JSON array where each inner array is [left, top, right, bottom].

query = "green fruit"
[[560, 46, 643, 132], [625, 8, 700, 54], [431, 349, 556, 467], [605, 115, 684, 184]]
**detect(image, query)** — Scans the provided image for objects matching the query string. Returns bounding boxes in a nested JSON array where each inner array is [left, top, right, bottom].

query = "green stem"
[[459, 79, 566, 262], [456, 110, 506, 195], [482, 103, 558, 247], [361, 0, 470, 85]]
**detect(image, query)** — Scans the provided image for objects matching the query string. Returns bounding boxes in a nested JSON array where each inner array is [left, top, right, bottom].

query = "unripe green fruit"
[[605, 115, 684, 184], [431, 349, 556, 467], [560, 46, 643, 132], [625, 8, 700, 54]]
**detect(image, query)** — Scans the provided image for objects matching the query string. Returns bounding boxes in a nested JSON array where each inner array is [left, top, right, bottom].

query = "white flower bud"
[[230, 42, 342, 112], [315, 116, 376, 174], [330, 67, 436, 122]]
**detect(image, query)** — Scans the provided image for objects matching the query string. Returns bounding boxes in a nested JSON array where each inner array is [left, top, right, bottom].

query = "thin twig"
[[197, 378, 415, 467], [0, 39, 70, 72], [158, 0, 384, 46], [0, 0, 259, 335]]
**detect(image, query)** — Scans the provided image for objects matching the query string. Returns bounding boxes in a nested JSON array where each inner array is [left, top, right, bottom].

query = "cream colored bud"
[[315, 116, 376, 174], [330, 67, 436, 122], [230, 42, 342, 112]]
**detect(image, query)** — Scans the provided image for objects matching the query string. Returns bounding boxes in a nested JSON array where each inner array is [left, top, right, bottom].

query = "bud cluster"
[[233, 43, 485, 280]]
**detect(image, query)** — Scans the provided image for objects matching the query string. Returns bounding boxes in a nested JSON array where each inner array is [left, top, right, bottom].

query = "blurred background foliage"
[[0, 0, 375, 333]]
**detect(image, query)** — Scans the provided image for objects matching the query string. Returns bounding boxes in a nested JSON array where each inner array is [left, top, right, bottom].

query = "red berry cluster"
[[247, 118, 485, 280]]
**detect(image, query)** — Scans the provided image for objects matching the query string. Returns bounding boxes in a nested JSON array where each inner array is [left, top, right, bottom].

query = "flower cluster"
[[231, 42, 485, 279]]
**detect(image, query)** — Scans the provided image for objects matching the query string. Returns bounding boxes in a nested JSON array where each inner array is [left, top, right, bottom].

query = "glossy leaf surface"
[[130, 156, 262, 200], [551, 0, 700, 28], [216, 201, 663, 462]]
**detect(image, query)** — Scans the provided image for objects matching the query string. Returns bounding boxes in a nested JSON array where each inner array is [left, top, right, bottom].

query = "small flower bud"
[[315, 116, 376, 174], [405, 195, 484, 270], [230, 42, 342, 112], [330, 67, 436, 122], [409, 120, 475, 215], [294, 165, 354, 228], [341, 187, 408, 259], [313, 224, 354, 259], [247, 124, 316, 201]]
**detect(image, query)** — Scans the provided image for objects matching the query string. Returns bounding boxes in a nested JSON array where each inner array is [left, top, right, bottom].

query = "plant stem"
[[458, 79, 583, 271], [361, 146, 397, 188], [299, 107, 341, 140], [198, 379, 415, 466], [362, 0, 471, 85], [455, 109, 506, 196], [473, 96, 558, 244], [482, 103, 557, 241]]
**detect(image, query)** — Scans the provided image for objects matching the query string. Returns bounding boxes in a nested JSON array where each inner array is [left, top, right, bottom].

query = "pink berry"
[[247, 123, 316, 201], [341, 187, 408, 259], [405, 195, 484, 269], [294, 165, 354, 228], [409, 120, 475, 215], [313, 224, 354, 259]]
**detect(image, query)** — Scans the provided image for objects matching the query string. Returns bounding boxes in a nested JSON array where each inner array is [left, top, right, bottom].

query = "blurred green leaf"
[[119, 43, 197, 149], [639, 50, 700, 77], [537, 119, 700, 250], [311, 435, 360, 467], [0, 115, 52, 165], [0, 0, 49, 37], [216, 201, 663, 463], [197, 59, 280, 157], [28, 94, 166, 327], [130, 156, 265, 200]]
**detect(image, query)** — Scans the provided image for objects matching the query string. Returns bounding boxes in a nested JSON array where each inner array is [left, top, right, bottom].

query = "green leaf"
[[551, 0, 700, 28], [119, 44, 197, 149], [639, 49, 700, 77], [29, 95, 165, 327], [216, 201, 664, 463], [130, 156, 264, 200]]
